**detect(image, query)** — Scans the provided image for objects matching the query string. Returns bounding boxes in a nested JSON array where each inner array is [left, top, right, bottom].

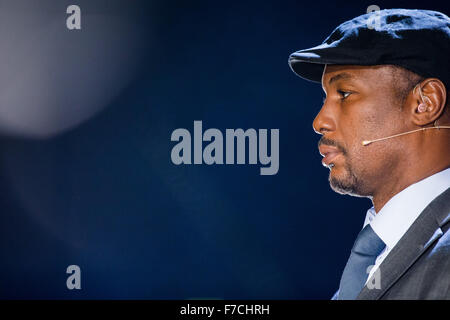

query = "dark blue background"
[[0, 0, 448, 299]]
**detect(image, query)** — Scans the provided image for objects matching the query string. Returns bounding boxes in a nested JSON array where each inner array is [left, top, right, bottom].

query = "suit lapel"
[[357, 187, 450, 300]]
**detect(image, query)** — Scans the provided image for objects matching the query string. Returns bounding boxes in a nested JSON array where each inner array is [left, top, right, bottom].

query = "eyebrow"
[[328, 72, 354, 85]]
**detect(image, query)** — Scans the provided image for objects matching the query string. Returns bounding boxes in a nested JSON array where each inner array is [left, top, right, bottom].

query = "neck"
[[370, 124, 450, 212], [372, 165, 449, 213], [371, 117, 450, 212]]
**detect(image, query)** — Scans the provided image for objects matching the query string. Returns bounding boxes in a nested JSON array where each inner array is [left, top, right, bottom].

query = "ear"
[[410, 78, 447, 126]]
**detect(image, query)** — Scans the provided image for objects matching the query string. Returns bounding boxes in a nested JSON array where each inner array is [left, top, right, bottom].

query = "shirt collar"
[[363, 168, 450, 250]]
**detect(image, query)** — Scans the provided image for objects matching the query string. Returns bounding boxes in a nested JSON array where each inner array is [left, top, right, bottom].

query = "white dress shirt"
[[363, 168, 450, 284]]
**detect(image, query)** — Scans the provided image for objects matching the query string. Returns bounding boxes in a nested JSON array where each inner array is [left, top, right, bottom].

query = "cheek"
[[340, 113, 377, 151], [340, 112, 390, 166], [337, 97, 405, 176], [344, 117, 403, 175], [341, 99, 400, 147]]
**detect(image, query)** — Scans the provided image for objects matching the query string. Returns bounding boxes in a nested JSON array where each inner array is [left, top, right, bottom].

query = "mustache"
[[318, 136, 347, 155]]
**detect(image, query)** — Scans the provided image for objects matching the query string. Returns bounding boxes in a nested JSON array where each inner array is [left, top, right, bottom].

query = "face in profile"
[[314, 65, 411, 198]]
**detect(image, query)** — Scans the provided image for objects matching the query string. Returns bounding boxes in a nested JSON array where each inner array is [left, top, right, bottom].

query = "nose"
[[312, 102, 336, 135]]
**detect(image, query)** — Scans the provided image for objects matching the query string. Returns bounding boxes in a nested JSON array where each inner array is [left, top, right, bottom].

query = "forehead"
[[321, 64, 395, 90]]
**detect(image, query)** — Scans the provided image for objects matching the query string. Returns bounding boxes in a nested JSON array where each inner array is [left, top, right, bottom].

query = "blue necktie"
[[338, 224, 385, 300]]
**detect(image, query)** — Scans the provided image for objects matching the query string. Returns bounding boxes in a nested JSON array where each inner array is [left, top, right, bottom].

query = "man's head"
[[314, 64, 449, 197], [288, 9, 450, 203]]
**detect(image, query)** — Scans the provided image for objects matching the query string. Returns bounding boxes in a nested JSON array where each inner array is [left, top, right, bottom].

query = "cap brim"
[[288, 43, 364, 83], [288, 57, 326, 83]]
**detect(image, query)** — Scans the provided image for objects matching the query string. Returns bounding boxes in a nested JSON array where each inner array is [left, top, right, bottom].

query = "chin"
[[328, 164, 366, 197]]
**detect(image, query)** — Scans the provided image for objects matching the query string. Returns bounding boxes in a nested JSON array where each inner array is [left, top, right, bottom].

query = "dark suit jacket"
[[334, 187, 450, 300]]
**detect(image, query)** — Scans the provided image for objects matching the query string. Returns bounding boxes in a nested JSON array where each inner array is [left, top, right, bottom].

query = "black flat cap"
[[289, 9, 450, 88]]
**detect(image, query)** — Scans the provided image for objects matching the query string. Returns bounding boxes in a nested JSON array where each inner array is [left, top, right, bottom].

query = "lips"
[[318, 144, 342, 167]]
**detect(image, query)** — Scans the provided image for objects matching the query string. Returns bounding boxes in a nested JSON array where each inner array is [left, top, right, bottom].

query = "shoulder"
[[413, 223, 450, 290], [382, 225, 450, 299], [425, 223, 450, 261]]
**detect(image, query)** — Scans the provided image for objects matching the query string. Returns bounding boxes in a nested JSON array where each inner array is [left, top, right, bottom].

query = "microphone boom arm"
[[362, 126, 450, 146]]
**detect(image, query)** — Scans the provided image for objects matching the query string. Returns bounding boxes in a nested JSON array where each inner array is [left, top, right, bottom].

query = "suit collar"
[[365, 168, 450, 252], [357, 187, 450, 300]]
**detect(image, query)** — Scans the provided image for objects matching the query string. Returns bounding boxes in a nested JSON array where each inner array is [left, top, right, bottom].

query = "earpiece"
[[414, 84, 431, 113], [417, 103, 427, 113]]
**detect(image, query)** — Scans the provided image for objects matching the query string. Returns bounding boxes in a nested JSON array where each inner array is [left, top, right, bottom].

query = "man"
[[288, 9, 450, 299]]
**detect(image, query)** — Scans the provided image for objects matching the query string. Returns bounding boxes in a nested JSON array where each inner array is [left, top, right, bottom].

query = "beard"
[[329, 162, 360, 195], [318, 136, 369, 197], [328, 156, 372, 198]]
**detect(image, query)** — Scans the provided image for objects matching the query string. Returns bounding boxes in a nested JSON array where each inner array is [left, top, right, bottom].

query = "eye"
[[337, 90, 351, 100]]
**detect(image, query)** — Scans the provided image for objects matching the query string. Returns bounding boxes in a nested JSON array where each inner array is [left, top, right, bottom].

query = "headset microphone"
[[362, 126, 450, 146], [362, 84, 450, 146]]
